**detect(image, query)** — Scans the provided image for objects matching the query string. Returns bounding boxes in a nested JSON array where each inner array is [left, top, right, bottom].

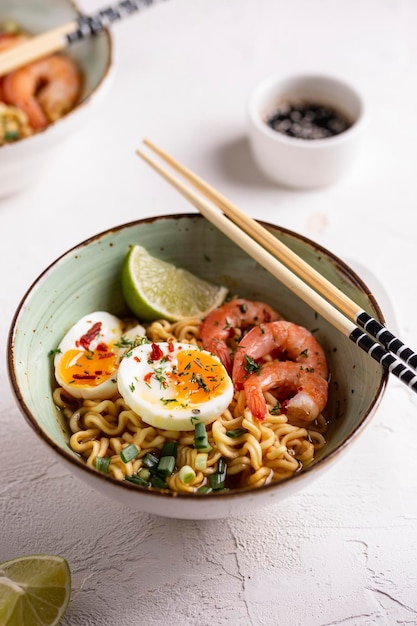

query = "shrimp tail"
[[245, 383, 267, 420]]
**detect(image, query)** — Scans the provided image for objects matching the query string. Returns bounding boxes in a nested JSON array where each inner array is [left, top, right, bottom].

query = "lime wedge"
[[0, 555, 71, 626], [121, 245, 228, 322]]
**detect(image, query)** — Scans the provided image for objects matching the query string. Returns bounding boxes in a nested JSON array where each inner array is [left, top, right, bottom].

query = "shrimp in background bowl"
[[0, 22, 82, 143]]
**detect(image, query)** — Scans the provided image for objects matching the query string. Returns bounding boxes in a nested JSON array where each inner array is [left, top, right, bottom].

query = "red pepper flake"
[[76, 322, 102, 350], [134, 356, 141, 362], [96, 342, 109, 352], [167, 339, 175, 352], [150, 343, 164, 361], [144, 372, 154, 383], [73, 373, 97, 380], [98, 352, 115, 359], [95, 370, 103, 375]]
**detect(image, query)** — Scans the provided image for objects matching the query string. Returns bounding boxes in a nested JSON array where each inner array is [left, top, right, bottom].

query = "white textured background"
[[1, 0, 417, 624]]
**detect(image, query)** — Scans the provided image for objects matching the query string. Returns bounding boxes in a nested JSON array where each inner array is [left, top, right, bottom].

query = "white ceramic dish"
[[247, 73, 366, 189]]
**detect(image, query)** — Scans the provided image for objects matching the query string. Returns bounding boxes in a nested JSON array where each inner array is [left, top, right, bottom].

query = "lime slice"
[[121, 245, 228, 322], [0, 555, 71, 626]]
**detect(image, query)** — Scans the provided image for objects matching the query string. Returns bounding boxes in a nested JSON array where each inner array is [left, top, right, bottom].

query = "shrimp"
[[0, 33, 27, 102], [2, 54, 82, 130], [232, 320, 328, 389], [200, 298, 282, 375], [244, 360, 328, 422]]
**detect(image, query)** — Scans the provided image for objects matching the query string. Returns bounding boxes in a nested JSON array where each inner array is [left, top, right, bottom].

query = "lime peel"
[[121, 245, 228, 322]]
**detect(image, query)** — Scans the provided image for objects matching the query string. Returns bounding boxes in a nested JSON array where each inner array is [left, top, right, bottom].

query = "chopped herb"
[[194, 422, 212, 452], [125, 475, 149, 487], [142, 452, 159, 469], [157, 455, 176, 476], [120, 443, 139, 463], [129, 382, 135, 392], [95, 456, 110, 473], [48, 348, 61, 357], [178, 465, 196, 484], [138, 468, 151, 481], [149, 474, 169, 490], [244, 355, 261, 375], [154, 367, 168, 388], [197, 485, 213, 494], [160, 397, 177, 405], [270, 402, 281, 415], [161, 441, 179, 458], [208, 458, 228, 490], [300, 349, 309, 357], [190, 372, 209, 392], [195, 453, 208, 471], [225, 428, 245, 438]]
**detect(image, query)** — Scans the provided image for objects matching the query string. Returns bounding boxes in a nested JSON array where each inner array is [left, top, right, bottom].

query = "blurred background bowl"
[[0, 0, 113, 198], [248, 73, 365, 189], [7, 214, 388, 520]]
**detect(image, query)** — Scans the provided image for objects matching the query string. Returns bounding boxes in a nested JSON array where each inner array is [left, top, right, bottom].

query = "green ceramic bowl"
[[0, 0, 113, 197], [8, 215, 388, 519]]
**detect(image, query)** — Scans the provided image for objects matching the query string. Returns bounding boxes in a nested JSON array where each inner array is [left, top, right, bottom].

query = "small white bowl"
[[247, 73, 365, 189], [0, 0, 113, 198]]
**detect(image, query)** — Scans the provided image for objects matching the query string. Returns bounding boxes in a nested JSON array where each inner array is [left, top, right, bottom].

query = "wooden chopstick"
[[136, 142, 417, 395], [0, 0, 162, 77], [143, 139, 417, 375], [0, 23, 77, 76]]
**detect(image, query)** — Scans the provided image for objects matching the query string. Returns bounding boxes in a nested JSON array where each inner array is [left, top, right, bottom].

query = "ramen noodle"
[[53, 303, 329, 494]]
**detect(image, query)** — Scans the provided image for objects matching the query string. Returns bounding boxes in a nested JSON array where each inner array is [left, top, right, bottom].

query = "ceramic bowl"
[[8, 214, 388, 520], [0, 0, 113, 198], [247, 73, 365, 189]]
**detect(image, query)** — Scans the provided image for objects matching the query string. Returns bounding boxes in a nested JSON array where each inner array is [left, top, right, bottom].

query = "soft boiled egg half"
[[54, 312, 145, 400], [117, 341, 234, 431]]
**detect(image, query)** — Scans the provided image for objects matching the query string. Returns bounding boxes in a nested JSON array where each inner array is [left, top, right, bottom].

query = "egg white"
[[117, 341, 234, 431], [54, 311, 145, 400]]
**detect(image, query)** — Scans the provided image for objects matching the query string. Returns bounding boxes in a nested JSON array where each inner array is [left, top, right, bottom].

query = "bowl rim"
[[7, 213, 389, 502], [0, 0, 113, 151], [248, 72, 366, 148]]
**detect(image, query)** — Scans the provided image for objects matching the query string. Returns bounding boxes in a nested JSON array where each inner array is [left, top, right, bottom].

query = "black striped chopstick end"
[[356, 311, 417, 371], [350, 327, 417, 393]]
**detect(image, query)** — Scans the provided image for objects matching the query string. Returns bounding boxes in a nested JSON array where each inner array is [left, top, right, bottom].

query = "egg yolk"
[[58, 348, 118, 388], [168, 349, 229, 406]]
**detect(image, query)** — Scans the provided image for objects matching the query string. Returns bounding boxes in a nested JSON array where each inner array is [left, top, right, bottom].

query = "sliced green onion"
[[120, 443, 139, 463], [209, 472, 225, 490], [197, 485, 213, 494], [95, 456, 110, 473], [142, 451, 159, 469], [195, 453, 208, 471], [138, 468, 151, 481], [194, 422, 212, 452], [161, 441, 178, 458], [208, 457, 228, 491], [225, 428, 245, 438], [217, 457, 227, 481], [150, 474, 169, 490], [125, 475, 149, 487], [178, 465, 196, 484], [157, 455, 176, 476]]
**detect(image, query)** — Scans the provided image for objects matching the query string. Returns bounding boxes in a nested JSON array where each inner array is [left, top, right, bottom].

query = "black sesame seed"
[[266, 101, 352, 140]]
